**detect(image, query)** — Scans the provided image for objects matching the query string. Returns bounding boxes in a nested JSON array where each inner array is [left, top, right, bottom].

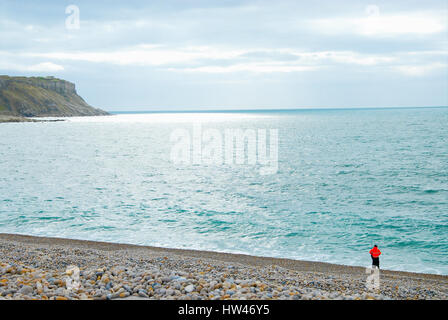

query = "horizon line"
[[106, 105, 448, 113]]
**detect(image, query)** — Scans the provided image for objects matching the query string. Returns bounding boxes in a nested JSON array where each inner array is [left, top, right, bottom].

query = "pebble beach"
[[0, 233, 446, 300]]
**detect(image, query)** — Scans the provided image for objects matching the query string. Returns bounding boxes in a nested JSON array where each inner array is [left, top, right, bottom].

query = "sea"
[[0, 107, 447, 274]]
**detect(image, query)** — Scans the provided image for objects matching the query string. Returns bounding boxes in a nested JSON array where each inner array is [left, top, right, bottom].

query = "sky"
[[0, 0, 447, 111]]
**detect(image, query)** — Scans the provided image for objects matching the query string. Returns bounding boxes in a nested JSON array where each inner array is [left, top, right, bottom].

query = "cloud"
[[394, 63, 447, 76], [22, 46, 409, 73], [170, 64, 318, 73], [25, 45, 245, 67], [0, 53, 64, 72], [27, 62, 64, 72], [309, 11, 446, 37]]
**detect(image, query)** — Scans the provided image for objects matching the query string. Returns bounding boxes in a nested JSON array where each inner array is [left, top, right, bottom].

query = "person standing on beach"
[[369, 245, 381, 269]]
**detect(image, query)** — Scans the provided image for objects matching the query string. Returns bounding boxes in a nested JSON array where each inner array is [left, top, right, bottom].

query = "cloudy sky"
[[1, 0, 447, 111]]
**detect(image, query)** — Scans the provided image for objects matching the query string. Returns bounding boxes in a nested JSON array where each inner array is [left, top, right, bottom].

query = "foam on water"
[[0, 107, 447, 274]]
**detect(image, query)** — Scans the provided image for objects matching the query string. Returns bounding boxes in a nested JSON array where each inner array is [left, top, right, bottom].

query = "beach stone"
[[36, 282, 43, 294], [158, 288, 166, 295], [138, 289, 148, 298], [184, 284, 195, 293], [105, 281, 113, 290], [19, 285, 33, 295], [55, 288, 65, 296], [166, 289, 174, 296]]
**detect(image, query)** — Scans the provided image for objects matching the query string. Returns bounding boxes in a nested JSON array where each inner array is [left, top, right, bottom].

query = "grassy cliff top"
[[0, 75, 65, 83]]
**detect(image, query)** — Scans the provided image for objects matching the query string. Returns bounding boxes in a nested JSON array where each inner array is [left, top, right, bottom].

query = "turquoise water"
[[0, 107, 447, 274]]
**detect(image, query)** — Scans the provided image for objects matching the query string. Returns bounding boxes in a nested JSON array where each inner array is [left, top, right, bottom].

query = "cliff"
[[0, 76, 108, 117]]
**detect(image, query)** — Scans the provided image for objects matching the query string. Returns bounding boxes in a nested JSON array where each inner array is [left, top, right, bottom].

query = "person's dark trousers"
[[371, 256, 380, 268]]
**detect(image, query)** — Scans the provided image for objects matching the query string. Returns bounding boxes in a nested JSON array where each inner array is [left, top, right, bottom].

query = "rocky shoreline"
[[0, 115, 65, 123], [0, 115, 39, 123], [0, 234, 446, 300]]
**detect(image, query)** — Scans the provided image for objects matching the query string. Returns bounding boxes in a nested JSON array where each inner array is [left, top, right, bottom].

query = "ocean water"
[[0, 107, 447, 274]]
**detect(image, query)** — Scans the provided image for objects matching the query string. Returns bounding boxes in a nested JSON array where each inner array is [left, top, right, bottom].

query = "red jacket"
[[370, 247, 381, 258]]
